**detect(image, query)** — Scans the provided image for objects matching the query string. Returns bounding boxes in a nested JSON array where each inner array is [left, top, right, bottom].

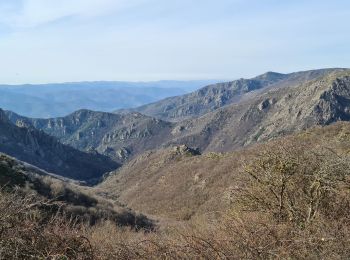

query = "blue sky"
[[0, 0, 349, 84]]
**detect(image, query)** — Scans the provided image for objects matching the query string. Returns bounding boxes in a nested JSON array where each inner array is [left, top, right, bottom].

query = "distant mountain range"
[[0, 80, 217, 118], [4, 68, 350, 175]]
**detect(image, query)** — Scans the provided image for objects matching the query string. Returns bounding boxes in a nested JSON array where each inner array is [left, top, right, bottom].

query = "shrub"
[[0, 189, 93, 259]]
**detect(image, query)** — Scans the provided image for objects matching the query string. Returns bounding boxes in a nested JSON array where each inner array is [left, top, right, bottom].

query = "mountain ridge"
[[165, 70, 350, 152], [0, 80, 217, 118], [5, 109, 175, 163], [5, 68, 350, 169], [0, 109, 118, 182], [118, 68, 349, 122]]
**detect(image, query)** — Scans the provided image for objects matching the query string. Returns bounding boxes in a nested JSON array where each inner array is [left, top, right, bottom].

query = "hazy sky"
[[0, 0, 349, 84]]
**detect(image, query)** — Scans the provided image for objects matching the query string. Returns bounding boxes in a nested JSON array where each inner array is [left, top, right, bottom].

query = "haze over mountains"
[[0, 67, 349, 191], [0, 80, 216, 118], [5, 68, 350, 169]]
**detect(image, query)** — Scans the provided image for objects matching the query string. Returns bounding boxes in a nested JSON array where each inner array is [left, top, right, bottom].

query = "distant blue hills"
[[0, 80, 218, 118]]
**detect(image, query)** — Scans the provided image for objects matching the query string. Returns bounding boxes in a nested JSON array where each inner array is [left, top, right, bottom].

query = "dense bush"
[[1, 138, 350, 259], [86, 139, 350, 259], [0, 190, 93, 259], [224, 139, 350, 258]]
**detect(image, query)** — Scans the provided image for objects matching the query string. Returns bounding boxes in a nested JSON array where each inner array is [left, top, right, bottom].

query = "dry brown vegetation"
[[98, 122, 350, 221], [0, 154, 155, 231], [1, 123, 350, 259], [89, 136, 350, 259], [0, 189, 94, 259]]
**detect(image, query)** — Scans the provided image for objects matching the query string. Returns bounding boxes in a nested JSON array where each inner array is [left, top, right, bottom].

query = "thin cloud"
[[0, 0, 141, 28], [0, 0, 349, 84]]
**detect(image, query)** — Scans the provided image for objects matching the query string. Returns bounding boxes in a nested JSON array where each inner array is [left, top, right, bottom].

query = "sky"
[[0, 0, 349, 84]]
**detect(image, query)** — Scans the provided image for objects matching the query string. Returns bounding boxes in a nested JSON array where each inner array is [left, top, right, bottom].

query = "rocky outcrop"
[[172, 145, 201, 156], [313, 76, 350, 124], [168, 70, 350, 152]]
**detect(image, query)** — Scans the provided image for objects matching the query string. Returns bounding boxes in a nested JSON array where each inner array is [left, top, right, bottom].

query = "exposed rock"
[[171, 125, 185, 135], [258, 99, 270, 110], [121, 68, 348, 122], [172, 145, 201, 156], [116, 147, 130, 160], [5, 109, 174, 163]]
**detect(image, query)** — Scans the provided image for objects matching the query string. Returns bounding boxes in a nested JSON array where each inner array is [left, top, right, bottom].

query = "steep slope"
[[0, 109, 118, 181], [5, 110, 175, 163], [0, 152, 155, 230], [121, 68, 349, 121], [166, 70, 350, 152], [97, 121, 350, 220]]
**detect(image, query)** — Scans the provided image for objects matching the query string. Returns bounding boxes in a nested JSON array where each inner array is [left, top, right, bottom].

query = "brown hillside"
[[98, 121, 350, 221]]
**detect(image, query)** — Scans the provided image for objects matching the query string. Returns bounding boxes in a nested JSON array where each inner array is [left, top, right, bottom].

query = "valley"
[[2, 0, 350, 258], [1, 68, 350, 259], [5, 68, 350, 165]]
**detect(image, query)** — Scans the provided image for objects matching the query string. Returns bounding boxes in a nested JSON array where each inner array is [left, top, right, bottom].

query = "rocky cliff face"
[[0, 109, 118, 182], [119, 68, 349, 122], [167, 71, 350, 153], [6, 109, 175, 163], [313, 77, 350, 124]]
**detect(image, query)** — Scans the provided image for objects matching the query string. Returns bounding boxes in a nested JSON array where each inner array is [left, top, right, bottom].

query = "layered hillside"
[[166, 70, 350, 152], [4, 126, 349, 259], [98, 121, 350, 220], [2, 69, 350, 259], [6, 69, 350, 166], [0, 109, 118, 181], [6, 110, 174, 163], [121, 68, 349, 122]]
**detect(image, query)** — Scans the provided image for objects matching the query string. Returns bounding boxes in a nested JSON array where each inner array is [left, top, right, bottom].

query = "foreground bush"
[[230, 139, 350, 258], [86, 139, 350, 259], [0, 190, 93, 259], [1, 139, 350, 259]]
